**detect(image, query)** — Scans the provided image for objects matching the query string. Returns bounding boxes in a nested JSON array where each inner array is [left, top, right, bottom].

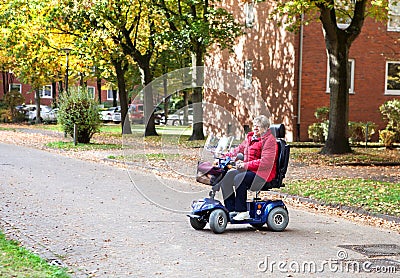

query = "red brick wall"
[[205, 0, 297, 141], [300, 18, 400, 141]]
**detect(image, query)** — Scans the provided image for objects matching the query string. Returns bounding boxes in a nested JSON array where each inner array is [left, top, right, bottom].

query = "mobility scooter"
[[188, 124, 290, 234]]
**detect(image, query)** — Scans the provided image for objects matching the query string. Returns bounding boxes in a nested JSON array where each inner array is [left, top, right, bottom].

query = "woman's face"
[[252, 123, 263, 137]]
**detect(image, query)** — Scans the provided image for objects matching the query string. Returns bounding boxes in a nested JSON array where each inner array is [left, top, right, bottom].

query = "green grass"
[[290, 147, 400, 165], [46, 141, 121, 150], [0, 231, 70, 277], [108, 153, 183, 161], [280, 179, 400, 217], [0, 126, 16, 131]]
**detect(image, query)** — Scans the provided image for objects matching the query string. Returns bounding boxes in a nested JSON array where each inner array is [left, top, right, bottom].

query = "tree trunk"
[[96, 70, 102, 104], [163, 73, 169, 125], [2, 72, 7, 95], [317, 0, 367, 154], [51, 82, 57, 106], [35, 89, 42, 124], [189, 50, 205, 141], [113, 58, 131, 134], [321, 38, 352, 154], [112, 89, 118, 107], [140, 61, 158, 137]]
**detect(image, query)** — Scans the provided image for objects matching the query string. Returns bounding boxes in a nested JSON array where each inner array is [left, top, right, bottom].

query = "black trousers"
[[221, 170, 265, 212]]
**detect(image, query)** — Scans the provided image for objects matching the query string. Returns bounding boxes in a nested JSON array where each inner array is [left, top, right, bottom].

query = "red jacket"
[[226, 130, 278, 182]]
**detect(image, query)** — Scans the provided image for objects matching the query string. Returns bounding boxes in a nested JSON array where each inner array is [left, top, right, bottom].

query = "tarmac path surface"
[[0, 142, 399, 277]]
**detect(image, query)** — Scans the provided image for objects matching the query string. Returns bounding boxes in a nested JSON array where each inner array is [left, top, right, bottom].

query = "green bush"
[[348, 121, 377, 143], [314, 106, 329, 121], [379, 99, 400, 142], [57, 87, 101, 144], [308, 121, 328, 143], [308, 106, 377, 143], [379, 129, 396, 149], [3, 90, 25, 123]]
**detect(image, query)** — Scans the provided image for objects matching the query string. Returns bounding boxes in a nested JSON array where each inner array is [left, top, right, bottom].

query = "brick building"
[[0, 75, 116, 108], [206, 0, 400, 142]]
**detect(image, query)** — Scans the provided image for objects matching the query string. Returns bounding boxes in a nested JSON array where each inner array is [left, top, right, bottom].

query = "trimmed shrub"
[[348, 121, 377, 143], [308, 106, 329, 143], [308, 106, 377, 143], [308, 121, 328, 143], [57, 87, 101, 144], [379, 129, 396, 149], [379, 99, 400, 142], [314, 106, 329, 121]]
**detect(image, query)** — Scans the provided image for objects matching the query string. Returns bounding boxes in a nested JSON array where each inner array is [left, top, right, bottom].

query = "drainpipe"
[[297, 13, 304, 142]]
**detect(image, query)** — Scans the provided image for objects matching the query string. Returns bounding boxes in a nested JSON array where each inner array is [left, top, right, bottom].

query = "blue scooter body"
[[189, 196, 286, 225]]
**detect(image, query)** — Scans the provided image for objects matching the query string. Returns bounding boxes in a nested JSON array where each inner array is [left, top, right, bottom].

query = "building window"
[[244, 60, 253, 89], [107, 89, 118, 100], [326, 59, 355, 94], [388, 0, 400, 31], [87, 86, 95, 99], [39, 85, 52, 98], [385, 62, 400, 95], [245, 1, 255, 28], [9, 83, 22, 93]]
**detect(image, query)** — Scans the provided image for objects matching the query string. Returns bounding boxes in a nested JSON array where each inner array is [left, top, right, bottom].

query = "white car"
[[167, 107, 193, 126], [25, 105, 57, 123], [112, 107, 122, 123], [100, 106, 120, 122], [42, 108, 58, 123]]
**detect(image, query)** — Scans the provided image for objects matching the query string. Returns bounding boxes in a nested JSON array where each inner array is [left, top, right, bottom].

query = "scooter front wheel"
[[189, 217, 207, 230], [209, 209, 228, 234]]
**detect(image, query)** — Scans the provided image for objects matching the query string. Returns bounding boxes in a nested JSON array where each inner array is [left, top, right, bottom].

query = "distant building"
[[205, 0, 400, 141], [0, 74, 118, 107]]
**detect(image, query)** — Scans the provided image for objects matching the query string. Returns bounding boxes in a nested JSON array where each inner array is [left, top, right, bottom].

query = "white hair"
[[253, 115, 270, 130]]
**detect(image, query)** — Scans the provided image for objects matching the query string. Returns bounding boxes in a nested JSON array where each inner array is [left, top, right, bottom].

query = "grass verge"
[[46, 141, 121, 151], [290, 147, 400, 165], [0, 231, 70, 277], [280, 178, 400, 217]]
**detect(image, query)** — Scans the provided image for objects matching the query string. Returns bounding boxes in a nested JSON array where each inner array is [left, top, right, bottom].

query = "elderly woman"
[[213, 115, 278, 221]]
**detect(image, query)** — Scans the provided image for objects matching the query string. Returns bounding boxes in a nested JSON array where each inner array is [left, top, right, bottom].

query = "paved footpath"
[[0, 142, 399, 277]]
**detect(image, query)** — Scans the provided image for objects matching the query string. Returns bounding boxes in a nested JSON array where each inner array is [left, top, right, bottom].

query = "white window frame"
[[385, 61, 400, 95], [245, 1, 255, 28], [107, 89, 118, 100], [244, 60, 253, 89], [9, 83, 22, 93], [39, 85, 52, 98], [87, 86, 95, 99], [388, 0, 400, 31], [326, 59, 355, 94]]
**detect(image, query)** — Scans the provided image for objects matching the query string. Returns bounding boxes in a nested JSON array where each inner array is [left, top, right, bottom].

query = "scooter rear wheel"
[[209, 209, 228, 234], [267, 207, 289, 232]]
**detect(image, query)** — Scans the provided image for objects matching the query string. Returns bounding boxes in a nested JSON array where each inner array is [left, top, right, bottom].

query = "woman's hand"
[[236, 160, 245, 170]]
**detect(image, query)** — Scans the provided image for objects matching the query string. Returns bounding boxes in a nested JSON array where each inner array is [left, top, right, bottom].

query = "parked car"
[[112, 106, 122, 123], [24, 105, 57, 123], [100, 106, 120, 122], [42, 108, 58, 123], [128, 103, 144, 124], [154, 106, 165, 125], [166, 107, 193, 126]]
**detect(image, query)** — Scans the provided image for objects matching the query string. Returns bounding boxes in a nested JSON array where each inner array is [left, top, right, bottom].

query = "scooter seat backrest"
[[259, 124, 290, 191]]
